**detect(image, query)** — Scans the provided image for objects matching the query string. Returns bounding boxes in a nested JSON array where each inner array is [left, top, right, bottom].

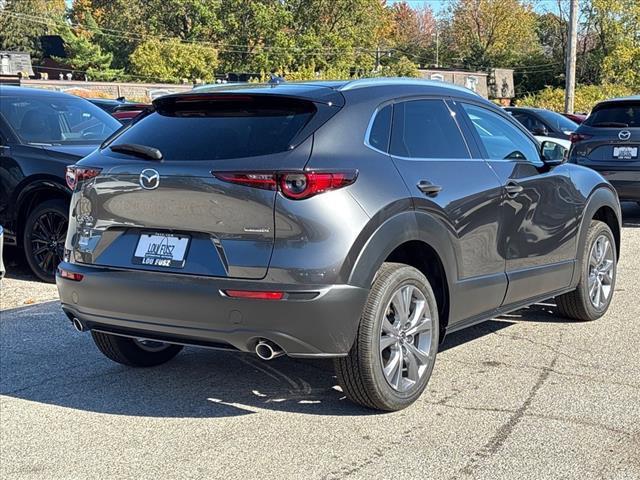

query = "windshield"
[[0, 94, 121, 145], [536, 110, 578, 132], [584, 102, 640, 128]]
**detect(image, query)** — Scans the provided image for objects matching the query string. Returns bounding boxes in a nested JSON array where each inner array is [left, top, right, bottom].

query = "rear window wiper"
[[591, 121, 629, 127], [109, 143, 163, 161]]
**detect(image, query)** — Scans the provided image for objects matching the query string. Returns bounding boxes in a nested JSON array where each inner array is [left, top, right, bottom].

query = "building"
[[417, 67, 515, 105], [0, 51, 34, 77]]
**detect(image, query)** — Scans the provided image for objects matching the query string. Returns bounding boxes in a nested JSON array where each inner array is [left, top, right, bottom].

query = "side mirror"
[[532, 126, 548, 136], [540, 140, 566, 167]]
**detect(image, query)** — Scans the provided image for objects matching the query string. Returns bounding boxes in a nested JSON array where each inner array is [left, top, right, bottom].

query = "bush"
[[518, 84, 636, 113]]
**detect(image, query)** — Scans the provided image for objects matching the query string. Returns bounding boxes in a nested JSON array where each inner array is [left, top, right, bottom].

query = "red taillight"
[[213, 170, 357, 200], [224, 290, 284, 300], [66, 166, 102, 190], [58, 267, 84, 281], [213, 173, 277, 190], [569, 133, 592, 144]]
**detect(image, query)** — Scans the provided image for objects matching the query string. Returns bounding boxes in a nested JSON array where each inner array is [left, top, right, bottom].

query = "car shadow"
[[621, 201, 640, 228], [2, 245, 39, 282], [1, 302, 523, 418]]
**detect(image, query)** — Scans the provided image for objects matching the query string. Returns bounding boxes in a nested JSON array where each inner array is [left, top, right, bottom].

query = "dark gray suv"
[[569, 96, 640, 204], [57, 79, 621, 411]]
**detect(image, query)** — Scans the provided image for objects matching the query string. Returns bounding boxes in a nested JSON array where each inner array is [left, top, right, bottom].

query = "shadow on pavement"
[[1, 302, 521, 418]]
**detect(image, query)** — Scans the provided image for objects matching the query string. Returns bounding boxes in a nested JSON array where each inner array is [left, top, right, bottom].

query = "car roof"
[[0, 85, 80, 99], [169, 77, 482, 107], [594, 96, 640, 108]]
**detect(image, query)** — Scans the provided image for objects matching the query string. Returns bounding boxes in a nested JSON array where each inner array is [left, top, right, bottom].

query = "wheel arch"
[[15, 178, 70, 245], [346, 210, 457, 341], [572, 186, 622, 286]]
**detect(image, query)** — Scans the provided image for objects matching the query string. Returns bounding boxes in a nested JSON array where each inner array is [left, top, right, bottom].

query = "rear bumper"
[[56, 262, 369, 357], [597, 170, 640, 201]]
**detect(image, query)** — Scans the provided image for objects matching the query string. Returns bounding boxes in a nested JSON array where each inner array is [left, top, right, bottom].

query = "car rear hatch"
[[572, 99, 640, 167], [68, 91, 342, 279]]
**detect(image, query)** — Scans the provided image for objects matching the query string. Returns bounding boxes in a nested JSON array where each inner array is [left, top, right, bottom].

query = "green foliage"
[[517, 84, 636, 113], [129, 38, 218, 82], [55, 17, 122, 81]]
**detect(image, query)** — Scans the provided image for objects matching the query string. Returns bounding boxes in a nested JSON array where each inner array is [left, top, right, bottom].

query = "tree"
[[0, 0, 66, 60], [447, 0, 541, 70], [129, 38, 218, 82], [592, 0, 640, 89], [387, 2, 436, 67], [56, 16, 122, 81]]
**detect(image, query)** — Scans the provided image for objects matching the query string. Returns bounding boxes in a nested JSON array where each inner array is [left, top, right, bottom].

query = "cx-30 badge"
[[619, 130, 631, 141], [140, 169, 160, 190]]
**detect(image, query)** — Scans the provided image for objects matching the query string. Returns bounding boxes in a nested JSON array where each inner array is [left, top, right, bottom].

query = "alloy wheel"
[[379, 284, 433, 392], [30, 211, 67, 277], [588, 234, 614, 309]]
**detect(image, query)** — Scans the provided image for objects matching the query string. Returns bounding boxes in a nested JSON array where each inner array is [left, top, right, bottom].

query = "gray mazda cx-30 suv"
[[57, 79, 621, 411]]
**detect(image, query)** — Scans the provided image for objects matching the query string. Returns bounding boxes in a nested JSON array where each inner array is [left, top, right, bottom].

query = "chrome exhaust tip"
[[71, 317, 85, 332], [255, 340, 284, 360]]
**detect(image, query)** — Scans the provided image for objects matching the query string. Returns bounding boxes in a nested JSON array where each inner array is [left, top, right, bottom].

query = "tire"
[[555, 220, 617, 321], [23, 199, 68, 283], [334, 263, 439, 411], [91, 331, 183, 367]]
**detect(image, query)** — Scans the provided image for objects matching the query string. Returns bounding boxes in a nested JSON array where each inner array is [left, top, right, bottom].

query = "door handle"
[[417, 181, 442, 196], [505, 181, 523, 196]]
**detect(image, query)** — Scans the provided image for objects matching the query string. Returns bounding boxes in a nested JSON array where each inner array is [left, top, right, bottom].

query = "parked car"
[[0, 86, 122, 281], [111, 103, 150, 125], [562, 112, 588, 124], [506, 107, 578, 140], [568, 96, 640, 205], [87, 97, 149, 126], [57, 79, 621, 411], [87, 97, 127, 114]]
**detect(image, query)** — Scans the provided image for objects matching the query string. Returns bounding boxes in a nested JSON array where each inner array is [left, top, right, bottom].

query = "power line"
[[2, 11, 383, 56]]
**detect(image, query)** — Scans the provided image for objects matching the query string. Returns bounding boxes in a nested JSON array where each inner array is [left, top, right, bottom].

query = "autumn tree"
[[447, 0, 541, 70]]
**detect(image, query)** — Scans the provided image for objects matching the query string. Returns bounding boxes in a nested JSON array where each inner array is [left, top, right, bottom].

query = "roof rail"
[[339, 77, 481, 96]]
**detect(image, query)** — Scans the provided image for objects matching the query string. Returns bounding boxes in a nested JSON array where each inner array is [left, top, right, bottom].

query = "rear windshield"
[[106, 95, 316, 160], [584, 102, 640, 128]]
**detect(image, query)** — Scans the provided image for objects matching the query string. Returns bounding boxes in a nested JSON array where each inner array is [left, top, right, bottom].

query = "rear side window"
[[107, 95, 316, 160], [390, 99, 469, 159], [367, 104, 392, 152], [584, 102, 640, 128]]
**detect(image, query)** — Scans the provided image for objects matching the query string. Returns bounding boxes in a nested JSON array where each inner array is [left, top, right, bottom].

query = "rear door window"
[[107, 95, 316, 160], [584, 102, 640, 128], [389, 99, 470, 159]]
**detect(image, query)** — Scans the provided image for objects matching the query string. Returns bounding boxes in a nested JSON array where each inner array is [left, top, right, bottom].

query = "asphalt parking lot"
[[1, 203, 639, 480]]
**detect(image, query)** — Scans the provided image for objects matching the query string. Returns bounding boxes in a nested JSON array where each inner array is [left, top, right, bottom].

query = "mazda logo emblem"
[[619, 130, 631, 141], [139, 169, 160, 190]]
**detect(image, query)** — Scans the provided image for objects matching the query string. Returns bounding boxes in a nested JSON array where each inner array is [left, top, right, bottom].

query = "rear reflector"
[[66, 166, 102, 190], [58, 268, 84, 281], [213, 170, 358, 200], [224, 290, 285, 300]]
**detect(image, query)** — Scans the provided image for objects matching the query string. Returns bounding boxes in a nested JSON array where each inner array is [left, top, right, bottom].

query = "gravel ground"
[[1, 203, 639, 479]]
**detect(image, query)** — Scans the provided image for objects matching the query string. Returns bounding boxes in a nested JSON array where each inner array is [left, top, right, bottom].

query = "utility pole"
[[564, 0, 579, 114]]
